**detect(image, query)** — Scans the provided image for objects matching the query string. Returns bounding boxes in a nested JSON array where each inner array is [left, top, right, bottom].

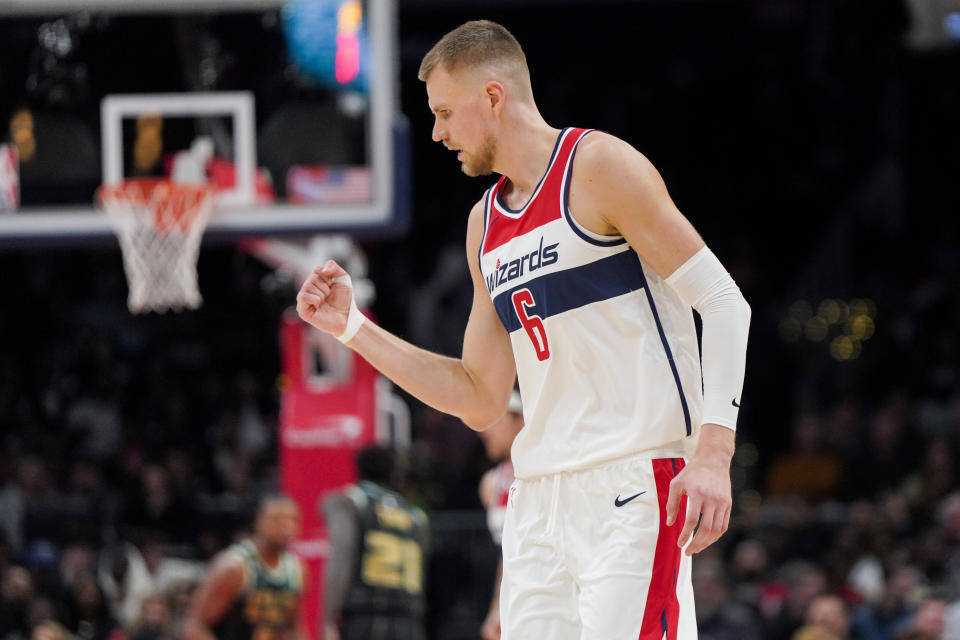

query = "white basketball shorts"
[[500, 453, 697, 640]]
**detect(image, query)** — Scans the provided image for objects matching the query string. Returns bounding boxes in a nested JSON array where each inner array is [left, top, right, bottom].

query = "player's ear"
[[485, 81, 506, 114]]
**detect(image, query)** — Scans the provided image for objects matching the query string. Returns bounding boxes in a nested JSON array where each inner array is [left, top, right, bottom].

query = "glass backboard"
[[0, 0, 407, 242]]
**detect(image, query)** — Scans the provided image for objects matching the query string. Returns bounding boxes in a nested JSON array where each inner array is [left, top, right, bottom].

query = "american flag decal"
[[287, 165, 372, 204]]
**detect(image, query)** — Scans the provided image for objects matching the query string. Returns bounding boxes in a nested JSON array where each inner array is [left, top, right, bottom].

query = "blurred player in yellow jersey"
[[184, 495, 306, 640]]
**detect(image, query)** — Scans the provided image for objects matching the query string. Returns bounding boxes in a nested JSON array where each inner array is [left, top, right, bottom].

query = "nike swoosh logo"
[[732, 398, 741, 408], [614, 491, 646, 507]]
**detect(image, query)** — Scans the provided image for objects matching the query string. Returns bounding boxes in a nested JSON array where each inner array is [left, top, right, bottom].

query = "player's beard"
[[461, 133, 497, 177]]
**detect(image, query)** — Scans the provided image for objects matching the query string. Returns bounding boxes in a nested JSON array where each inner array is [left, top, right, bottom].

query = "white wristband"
[[332, 274, 366, 343]]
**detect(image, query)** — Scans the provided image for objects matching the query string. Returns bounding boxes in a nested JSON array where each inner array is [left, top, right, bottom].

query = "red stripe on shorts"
[[638, 457, 686, 640]]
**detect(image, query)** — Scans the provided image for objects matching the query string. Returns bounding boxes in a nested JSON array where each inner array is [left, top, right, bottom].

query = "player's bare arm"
[[322, 494, 356, 640], [570, 132, 750, 556], [296, 199, 517, 429], [183, 552, 245, 640]]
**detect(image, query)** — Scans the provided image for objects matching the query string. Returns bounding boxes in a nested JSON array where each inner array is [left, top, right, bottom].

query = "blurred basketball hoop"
[[98, 177, 216, 314]]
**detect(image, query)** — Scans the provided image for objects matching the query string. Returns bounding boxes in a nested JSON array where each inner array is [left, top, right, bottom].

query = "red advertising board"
[[278, 310, 380, 639]]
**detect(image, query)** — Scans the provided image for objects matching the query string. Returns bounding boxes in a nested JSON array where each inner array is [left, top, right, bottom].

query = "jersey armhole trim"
[[285, 553, 303, 592], [561, 129, 629, 249], [478, 187, 494, 271]]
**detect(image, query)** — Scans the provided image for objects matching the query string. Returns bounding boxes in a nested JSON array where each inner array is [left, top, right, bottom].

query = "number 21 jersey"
[[343, 481, 428, 618], [478, 127, 704, 479]]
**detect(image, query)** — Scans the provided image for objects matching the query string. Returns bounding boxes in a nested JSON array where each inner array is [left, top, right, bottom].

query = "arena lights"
[[335, 1, 362, 85], [283, 0, 370, 93], [778, 298, 877, 361]]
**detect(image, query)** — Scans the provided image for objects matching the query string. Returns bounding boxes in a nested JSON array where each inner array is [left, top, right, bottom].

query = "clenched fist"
[[296, 260, 356, 338]]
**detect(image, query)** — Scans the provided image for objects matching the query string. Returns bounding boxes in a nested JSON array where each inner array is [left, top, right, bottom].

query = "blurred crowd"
[[694, 393, 960, 640], [0, 250, 285, 640], [0, 544, 198, 640]]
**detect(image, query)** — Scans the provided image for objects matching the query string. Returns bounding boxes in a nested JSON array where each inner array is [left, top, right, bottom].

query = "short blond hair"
[[418, 20, 531, 95]]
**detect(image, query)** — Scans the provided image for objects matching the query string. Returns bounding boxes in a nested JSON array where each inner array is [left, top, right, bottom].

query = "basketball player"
[[296, 20, 751, 639], [322, 445, 429, 640], [477, 390, 523, 640], [183, 494, 305, 640]]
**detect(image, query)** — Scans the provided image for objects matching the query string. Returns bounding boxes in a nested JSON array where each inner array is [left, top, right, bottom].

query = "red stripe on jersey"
[[497, 461, 513, 507], [481, 200, 561, 255], [481, 128, 588, 255], [639, 458, 686, 640]]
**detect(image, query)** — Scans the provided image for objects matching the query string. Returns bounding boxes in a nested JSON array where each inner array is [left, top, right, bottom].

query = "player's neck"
[[254, 538, 281, 568], [496, 112, 561, 196]]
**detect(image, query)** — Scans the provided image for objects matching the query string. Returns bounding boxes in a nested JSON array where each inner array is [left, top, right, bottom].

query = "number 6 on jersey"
[[511, 288, 550, 361]]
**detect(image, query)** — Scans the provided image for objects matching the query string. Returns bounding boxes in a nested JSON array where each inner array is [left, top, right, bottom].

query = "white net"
[[99, 179, 216, 314]]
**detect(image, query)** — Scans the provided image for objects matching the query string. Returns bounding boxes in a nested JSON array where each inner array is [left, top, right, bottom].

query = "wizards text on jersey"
[[485, 236, 559, 294]]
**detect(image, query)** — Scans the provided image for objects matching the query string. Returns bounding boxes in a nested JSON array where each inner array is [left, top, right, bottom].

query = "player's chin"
[[460, 161, 493, 178]]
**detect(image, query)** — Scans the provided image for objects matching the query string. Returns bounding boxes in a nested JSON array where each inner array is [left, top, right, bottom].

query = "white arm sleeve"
[[665, 246, 751, 431]]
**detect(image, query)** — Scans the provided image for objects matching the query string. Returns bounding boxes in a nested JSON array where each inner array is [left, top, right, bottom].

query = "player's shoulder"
[[573, 130, 663, 203], [575, 130, 652, 173], [219, 542, 249, 566], [466, 194, 487, 230], [465, 192, 490, 252], [324, 484, 365, 514], [207, 545, 248, 587]]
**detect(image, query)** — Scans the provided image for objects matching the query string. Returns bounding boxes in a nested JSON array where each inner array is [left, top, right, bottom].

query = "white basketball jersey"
[[478, 128, 703, 479]]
